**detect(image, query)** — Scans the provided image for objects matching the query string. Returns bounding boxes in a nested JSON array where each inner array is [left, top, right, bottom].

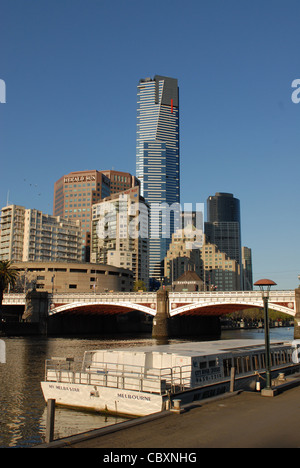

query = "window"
[[69, 284, 77, 289]]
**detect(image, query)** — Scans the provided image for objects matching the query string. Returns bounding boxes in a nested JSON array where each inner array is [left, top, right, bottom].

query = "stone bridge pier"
[[152, 290, 221, 340], [293, 288, 300, 339], [152, 290, 169, 339]]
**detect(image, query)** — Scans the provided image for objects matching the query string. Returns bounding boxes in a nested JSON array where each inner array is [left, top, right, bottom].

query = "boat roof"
[[89, 339, 291, 358]]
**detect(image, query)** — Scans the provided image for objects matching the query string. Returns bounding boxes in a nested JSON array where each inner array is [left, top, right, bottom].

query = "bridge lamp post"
[[254, 279, 277, 391]]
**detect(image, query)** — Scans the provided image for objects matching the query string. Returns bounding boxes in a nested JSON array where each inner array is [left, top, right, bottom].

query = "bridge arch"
[[49, 301, 157, 317], [170, 301, 295, 318]]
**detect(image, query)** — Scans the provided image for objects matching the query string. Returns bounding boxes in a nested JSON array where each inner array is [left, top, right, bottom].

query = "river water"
[[0, 328, 294, 448]]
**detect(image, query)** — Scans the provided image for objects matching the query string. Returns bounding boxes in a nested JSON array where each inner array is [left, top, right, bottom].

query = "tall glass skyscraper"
[[205, 192, 243, 289], [136, 75, 180, 280]]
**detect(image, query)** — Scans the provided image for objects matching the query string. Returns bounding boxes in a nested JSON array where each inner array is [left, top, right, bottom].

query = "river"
[[0, 327, 294, 448]]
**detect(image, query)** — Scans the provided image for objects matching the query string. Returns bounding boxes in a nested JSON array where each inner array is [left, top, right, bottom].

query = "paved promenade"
[[39, 385, 300, 449]]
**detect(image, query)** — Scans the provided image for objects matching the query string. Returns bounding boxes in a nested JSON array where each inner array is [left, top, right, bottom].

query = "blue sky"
[[0, 0, 299, 289]]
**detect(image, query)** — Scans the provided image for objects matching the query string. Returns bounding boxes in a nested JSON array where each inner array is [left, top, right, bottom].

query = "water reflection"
[[0, 328, 294, 448], [40, 407, 126, 442], [0, 334, 171, 447]]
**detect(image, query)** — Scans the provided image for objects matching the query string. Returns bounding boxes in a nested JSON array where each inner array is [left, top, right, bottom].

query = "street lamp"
[[254, 279, 277, 391]]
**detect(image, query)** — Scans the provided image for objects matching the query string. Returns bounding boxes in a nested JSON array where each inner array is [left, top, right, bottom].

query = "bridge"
[[2, 290, 297, 317], [2, 289, 299, 338]]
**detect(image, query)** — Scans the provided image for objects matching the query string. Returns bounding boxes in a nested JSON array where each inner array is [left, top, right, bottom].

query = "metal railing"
[[44, 358, 192, 395]]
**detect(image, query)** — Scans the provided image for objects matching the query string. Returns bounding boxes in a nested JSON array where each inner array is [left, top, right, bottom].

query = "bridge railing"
[[169, 290, 295, 302], [50, 292, 157, 303], [2, 293, 26, 304]]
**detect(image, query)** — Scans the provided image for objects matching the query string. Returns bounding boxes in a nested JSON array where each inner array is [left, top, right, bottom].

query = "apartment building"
[[0, 205, 83, 263], [91, 186, 149, 287]]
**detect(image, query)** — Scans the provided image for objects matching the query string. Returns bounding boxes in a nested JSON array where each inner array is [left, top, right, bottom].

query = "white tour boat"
[[41, 339, 300, 418]]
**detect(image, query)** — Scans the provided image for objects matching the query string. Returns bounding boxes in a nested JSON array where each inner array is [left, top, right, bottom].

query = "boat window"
[[223, 358, 233, 378], [252, 354, 261, 371], [233, 357, 243, 375], [242, 356, 251, 373], [199, 361, 207, 370], [273, 351, 279, 366], [281, 351, 287, 364], [209, 360, 216, 368]]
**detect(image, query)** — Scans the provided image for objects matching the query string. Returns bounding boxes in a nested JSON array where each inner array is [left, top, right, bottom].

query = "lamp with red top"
[[254, 279, 277, 391]]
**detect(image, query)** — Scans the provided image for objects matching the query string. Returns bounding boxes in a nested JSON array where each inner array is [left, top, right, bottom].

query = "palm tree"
[[0, 261, 19, 318]]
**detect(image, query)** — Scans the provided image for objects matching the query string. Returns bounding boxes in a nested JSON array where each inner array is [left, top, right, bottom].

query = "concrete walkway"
[[38, 386, 300, 449]]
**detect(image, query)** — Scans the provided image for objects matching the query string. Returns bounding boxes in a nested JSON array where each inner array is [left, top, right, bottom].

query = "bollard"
[[230, 367, 236, 393], [171, 399, 184, 414], [173, 399, 181, 411], [45, 399, 56, 443]]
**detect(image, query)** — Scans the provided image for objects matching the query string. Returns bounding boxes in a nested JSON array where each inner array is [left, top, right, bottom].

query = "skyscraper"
[[136, 75, 180, 279], [205, 193, 242, 289]]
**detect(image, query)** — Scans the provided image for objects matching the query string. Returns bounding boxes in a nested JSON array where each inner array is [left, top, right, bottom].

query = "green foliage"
[[228, 307, 292, 322], [133, 280, 147, 292], [0, 261, 19, 304]]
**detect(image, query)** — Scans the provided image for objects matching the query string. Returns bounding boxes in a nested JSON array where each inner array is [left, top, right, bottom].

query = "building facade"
[[242, 246, 253, 290], [91, 186, 149, 287], [201, 239, 241, 291], [100, 170, 140, 195], [164, 230, 241, 291], [53, 170, 111, 259], [164, 226, 203, 284], [0, 205, 83, 263], [136, 75, 180, 280], [12, 261, 133, 293], [205, 192, 242, 286], [53, 169, 138, 260]]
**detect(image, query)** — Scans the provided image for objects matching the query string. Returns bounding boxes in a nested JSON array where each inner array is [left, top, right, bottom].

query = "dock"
[[36, 381, 300, 449]]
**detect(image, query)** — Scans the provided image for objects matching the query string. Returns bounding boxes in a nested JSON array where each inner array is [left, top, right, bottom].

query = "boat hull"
[[41, 381, 164, 418]]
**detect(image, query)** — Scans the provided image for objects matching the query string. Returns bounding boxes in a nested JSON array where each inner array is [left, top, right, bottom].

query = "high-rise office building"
[[207, 192, 241, 224], [136, 75, 180, 279], [205, 193, 242, 289], [53, 170, 110, 259], [242, 246, 253, 290], [53, 169, 138, 260], [100, 170, 140, 195]]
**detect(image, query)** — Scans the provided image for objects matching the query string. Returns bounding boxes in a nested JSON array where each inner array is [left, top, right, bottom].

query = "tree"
[[0, 261, 19, 310], [133, 280, 147, 292]]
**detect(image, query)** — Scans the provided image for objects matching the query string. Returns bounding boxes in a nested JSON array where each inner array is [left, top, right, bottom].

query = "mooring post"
[[45, 399, 55, 443], [230, 367, 236, 393]]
